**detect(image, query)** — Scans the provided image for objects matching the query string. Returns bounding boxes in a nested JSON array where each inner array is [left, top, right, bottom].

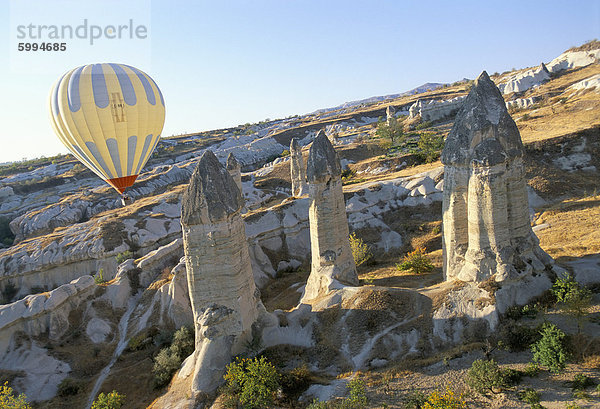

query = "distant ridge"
[[311, 82, 447, 114]]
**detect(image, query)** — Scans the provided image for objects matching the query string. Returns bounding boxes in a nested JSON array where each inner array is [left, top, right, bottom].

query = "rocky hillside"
[[0, 41, 599, 409]]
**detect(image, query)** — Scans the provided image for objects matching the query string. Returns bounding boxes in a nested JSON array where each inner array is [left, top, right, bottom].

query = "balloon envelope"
[[49, 63, 165, 194]]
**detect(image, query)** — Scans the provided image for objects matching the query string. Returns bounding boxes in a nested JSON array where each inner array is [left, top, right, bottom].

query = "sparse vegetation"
[[152, 326, 194, 387], [115, 250, 134, 264], [518, 387, 541, 405], [307, 378, 367, 409], [91, 390, 125, 409], [0, 217, 14, 247], [0, 381, 31, 408], [57, 377, 83, 396], [422, 388, 467, 409], [552, 273, 592, 333], [396, 247, 434, 275], [531, 323, 569, 374], [349, 232, 372, 267], [466, 359, 507, 394], [94, 268, 107, 285], [1, 281, 18, 304], [416, 132, 444, 163], [376, 118, 404, 149], [224, 356, 280, 409]]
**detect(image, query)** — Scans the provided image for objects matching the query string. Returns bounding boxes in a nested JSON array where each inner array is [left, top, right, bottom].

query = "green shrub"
[[224, 356, 280, 409], [499, 322, 541, 352], [523, 363, 541, 378], [91, 390, 125, 409], [349, 233, 372, 267], [518, 387, 540, 404], [0, 381, 31, 408], [376, 118, 405, 148], [403, 390, 427, 409], [565, 403, 582, 409], [467, 359, 507, 394], [115, 250, 134, 264], [552, 274, 592, 333], [416, 133, 444, 163], [152, 326, 194, 387], [532, 323, 569, 374], [570, 373, 595, 391], [415, 121, 433, 130], [57, 377, 82, 396], [396, 247, 434, 275], [94, 269, 107, 285], [306, 378, 367, 409], [281, 149, 290, 157]]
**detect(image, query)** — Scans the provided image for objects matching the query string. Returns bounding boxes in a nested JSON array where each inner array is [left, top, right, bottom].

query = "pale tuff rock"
[[302, 131, 358, 302], [441, 71, 554, 283], [568, 73, 600, 92], [180, 150, 261, 394], [290, 138, 308, 196], [547, 48, 600, 73], [226, 153, 243, 194], [386, 105, 396, 126], [497, 63, 550, 95], [408, 96, 466, 122]]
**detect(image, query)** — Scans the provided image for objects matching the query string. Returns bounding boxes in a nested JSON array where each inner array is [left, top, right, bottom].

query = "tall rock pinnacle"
[[290, 138, 308, 196], [302, 130, 358, 302], [441, 71, 555, 283]]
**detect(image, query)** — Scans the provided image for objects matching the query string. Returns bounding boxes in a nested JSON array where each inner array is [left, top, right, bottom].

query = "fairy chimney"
[[301, 131, 358, 301], [290, 138, 308, 196], [181, 150, 260, 393], [226, 153, 243, 194], [441, 71, 554, 283]]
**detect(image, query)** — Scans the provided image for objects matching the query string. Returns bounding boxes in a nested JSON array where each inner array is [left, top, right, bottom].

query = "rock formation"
[[302, 131, 358, 301], [408, 96, 466, 122], [441, 71, 554, 283], [226, 153, 243, 194], [386, 105, 396, 126], [290, 138, 308, 196], [180, 150, 261, 393], [498, 63, 550, 95]]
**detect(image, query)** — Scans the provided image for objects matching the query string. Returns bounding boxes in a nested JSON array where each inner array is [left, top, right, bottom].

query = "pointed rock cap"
[[181, 150, 243, 226], [290, 137, 300, 152], [441, 70, 523, 166], [226, 153, 240, 171], [539, 62, 550, 74], [306, 130, 342, 183]]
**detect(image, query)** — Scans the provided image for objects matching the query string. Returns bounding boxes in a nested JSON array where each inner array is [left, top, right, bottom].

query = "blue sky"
[[0, 0, 598, 163]]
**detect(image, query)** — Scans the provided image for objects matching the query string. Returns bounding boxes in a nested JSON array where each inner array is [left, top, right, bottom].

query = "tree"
[[552, 273, 592, 333], [91, 390, 125, 409], [376, 118, 404, 148], [531, 323, 569, 374]]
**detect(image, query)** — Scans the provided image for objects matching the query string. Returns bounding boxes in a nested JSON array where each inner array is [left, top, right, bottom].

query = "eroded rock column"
[[302, 131, 358, 302], [226, 153, 243, 194], [290, 138, 308, 196], [181, 150, 259, 393], [386, 105, 396, 126], [441, 71, 555, 283]]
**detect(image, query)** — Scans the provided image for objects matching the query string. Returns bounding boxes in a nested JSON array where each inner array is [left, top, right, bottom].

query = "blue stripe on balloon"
[[125, 65, 155, 105], [147, 76, 164, 107], [68, 66, 84, 112], [52, 73, 67, 117], [108, 63, 136, 106], [135, 134, 154, 174], [91, 64, 109, 109], [127, 135, 137, 175], [85, 141, 114, 179]]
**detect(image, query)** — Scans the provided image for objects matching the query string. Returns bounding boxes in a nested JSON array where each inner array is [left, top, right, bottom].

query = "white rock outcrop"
[[497, 63, 550, 95], [547, 48, 600, 73], [408, 96, 466, 122], [180, 150, 261, 394], [441, 71, 556, 283], [386, 105, 396, 126], [290, 138, 308, 197], [302, 131, 358, 302]]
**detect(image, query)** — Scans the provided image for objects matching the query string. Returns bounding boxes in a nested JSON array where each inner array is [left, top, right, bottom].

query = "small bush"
[[415, 121, 433, 130], [467, 359, 506, 394], [376, 118, 405, 148], [416, 133, 444, 163], [570, 373, 595, 391], [396, 247, 434, 275], [152, 326, 194, 387], [532, 323, 569, 374], [349, 233, 372, 267], [115, 250, 134, 264], [94, 269, 107, 285], [57, 377, 82, 396], [224, 356, 280, 409], [499, 322, 541, 352], [566, 403, 582, 409], [0, 381, 31, 408], [523, 363, 541, 378], [518, 387, 540, 404], [91, 390, 125, 409], [403, 390, 427, 408], [552, 274, 592, 333], [422, 388, 467, 409], [281, 149, 290, 157], [0, 217, 15, 247], [346, 378, 367, 408]]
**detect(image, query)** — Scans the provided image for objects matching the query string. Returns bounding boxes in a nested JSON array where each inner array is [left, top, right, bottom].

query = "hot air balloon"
[[49, 63, 165, 195]]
